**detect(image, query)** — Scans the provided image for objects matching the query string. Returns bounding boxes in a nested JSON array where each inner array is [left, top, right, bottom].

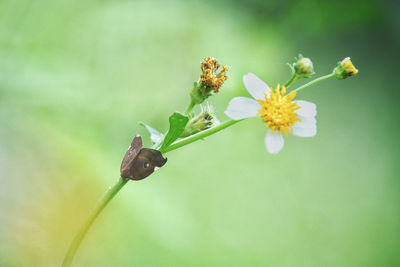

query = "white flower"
[[224, 73, 317, 154]]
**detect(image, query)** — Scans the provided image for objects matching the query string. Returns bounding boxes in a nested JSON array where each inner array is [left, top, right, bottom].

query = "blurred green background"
[[1, 0, 399, 266]]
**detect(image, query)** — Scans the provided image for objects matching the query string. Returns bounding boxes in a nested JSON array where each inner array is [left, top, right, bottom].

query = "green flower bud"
[[333, 57, 359, 80], [181, 104, 219, 137], [293, 54, 315, 78]]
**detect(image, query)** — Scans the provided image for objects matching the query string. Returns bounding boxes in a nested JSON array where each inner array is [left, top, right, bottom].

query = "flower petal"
[[292, 126, 317, 137], [243, 72, 270, 100], [294, 115, 316, 128], [224, 97, 261, 120], [296, 100, 317, 117], [293, 112, 317, 138], [265, 131, 284, 154]]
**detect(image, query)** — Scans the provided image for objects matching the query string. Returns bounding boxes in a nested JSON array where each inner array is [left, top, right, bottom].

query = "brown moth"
[[120, 135, 167, 180]]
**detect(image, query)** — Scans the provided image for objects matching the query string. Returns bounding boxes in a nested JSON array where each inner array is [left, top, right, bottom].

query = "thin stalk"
[[160, 119, 241, 153], [62, 177, 128, 267], [284, 73, 299, 88], [184, 101, 195, 115], [62, 119, 242, 266], [292, 73, 335, 93]]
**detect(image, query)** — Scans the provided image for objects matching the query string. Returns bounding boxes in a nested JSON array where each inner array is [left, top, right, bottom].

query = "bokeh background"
[[1, 0, 399, 266]]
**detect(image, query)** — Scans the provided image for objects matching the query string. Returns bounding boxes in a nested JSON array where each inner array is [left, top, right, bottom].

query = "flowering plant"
[[62, 55, 358, 266]]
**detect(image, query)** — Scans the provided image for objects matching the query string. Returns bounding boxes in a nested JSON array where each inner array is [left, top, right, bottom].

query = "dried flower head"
[[200, 57, 229, 93], [190, 57, 229, 105]]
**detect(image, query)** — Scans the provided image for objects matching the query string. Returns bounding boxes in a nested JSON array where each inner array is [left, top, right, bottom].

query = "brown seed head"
[[200, 57, 229, 93]]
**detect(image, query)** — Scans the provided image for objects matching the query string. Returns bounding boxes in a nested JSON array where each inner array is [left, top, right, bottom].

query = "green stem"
[[284, 74, 300, 88], [160, 119, 241, 153], [184, 101, 195, 115], [292, 73, 335, 94], [62, 177, 128, 267], [62, 119, 241, 266]]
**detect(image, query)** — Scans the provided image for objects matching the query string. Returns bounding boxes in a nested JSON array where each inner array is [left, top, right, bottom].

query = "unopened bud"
[[333, 57, 358, 80], [293, 54, 314, 78], [181, 104, 219, 137]]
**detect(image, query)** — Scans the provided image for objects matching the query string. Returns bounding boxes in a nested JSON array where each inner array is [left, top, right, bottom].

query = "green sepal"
[[190, 81, 212, 105]]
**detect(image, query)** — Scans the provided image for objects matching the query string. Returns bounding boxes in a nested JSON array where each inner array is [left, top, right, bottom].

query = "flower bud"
[[333, 57, 358, 80], [190, 57, 229, 104], [293, 54, 315, 78], [181, 104, 219, 137]]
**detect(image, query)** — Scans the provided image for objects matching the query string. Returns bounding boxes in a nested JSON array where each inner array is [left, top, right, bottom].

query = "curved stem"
[[184, 101, 196, 115], [284, 73, 299, 88], [160, 119, 241, 153], [62, 177, 128, 267], [292, 73, 335, 94], [62, 120, 241, 266]]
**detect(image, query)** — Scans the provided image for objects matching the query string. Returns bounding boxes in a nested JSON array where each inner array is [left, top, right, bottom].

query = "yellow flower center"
[[257, 84, 300, 136]]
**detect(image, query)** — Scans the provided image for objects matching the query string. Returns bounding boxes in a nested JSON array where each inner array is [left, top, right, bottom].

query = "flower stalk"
[[61, 119, 241, 266], [62, 177, 128, 267], [292, 73, 335, 93], [160, 119, 240, 153], [184, 101, 196, 115], [284, 73, 300, 88]]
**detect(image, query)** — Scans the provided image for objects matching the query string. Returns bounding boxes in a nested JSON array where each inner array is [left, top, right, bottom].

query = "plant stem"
[[184, 101, 195, 115], [284, 73, 299, 88], [160, 119, 241, 153], [292, 73, 335, 94], [62, 177, 128, 267], [62, 119, 241, 266]]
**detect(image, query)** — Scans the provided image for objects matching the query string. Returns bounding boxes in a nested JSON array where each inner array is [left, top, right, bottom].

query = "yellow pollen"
[[257, 84, 301, 136]]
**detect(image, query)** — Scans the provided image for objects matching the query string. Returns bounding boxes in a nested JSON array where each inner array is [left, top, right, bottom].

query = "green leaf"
[[160, 112, 189, 149], [138, 121, 164, 143]]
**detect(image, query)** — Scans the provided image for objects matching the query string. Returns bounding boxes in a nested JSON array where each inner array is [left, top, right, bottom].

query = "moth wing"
[[120, 135, 143, 178], [131, 148, 167, 180]]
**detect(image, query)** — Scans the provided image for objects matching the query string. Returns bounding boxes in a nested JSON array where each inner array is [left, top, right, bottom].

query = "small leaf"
[[160, 112, 189, 149], [138, 121, 164, 143]]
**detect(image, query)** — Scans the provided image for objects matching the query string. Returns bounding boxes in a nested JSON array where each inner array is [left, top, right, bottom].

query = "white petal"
[[294, 115, 317, 129], [292, 126, 317, 137], [296, 100, 317, 117], [243, 73, 270, 100], [224, 97, 261, 120], [292, 113, 317, 138], [265, 131, 284, 154]]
